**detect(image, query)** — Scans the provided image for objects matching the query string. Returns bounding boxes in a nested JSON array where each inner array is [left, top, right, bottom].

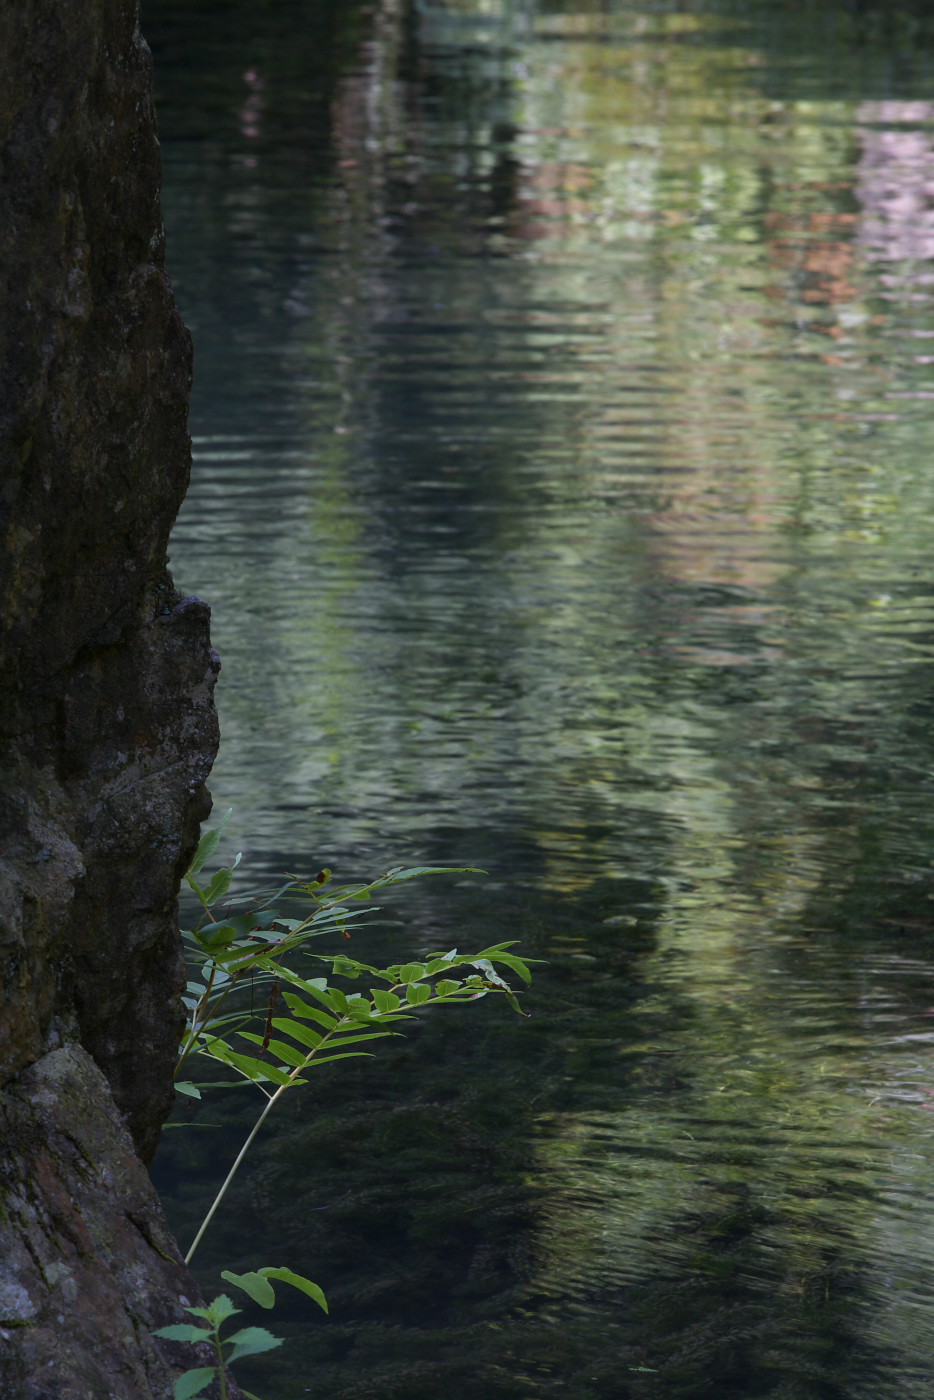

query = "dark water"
[[148, 1, 934, 1395]]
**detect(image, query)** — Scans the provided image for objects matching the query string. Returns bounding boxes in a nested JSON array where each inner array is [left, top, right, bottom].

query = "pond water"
[[148, 1, 934, 1396]]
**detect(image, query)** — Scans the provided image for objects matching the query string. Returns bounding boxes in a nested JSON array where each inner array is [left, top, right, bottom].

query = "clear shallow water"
[[149, 1, 934, 1395]]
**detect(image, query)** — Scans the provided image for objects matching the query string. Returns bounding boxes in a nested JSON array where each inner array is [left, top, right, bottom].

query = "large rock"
[[0, 0, 222, 1392], [0, 1047, 218, 1399]]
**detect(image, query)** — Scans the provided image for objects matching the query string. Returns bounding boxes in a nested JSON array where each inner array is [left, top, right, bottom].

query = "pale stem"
[[184, 979, 506, 1265], [185, 1079, 284, 1265]]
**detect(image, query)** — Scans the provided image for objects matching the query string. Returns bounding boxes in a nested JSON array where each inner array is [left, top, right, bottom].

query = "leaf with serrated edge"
[[173, 1368, 217, 1400], [153, 1323, 210, 1343], [225, 1326, 284, 1362], [198, 1293, 239, 1322]]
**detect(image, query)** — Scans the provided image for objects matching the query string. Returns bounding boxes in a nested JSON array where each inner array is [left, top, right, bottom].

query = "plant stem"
[[175, 966, 248, 1080], [184, 1013, 352, 1264], [183, 980, 511, 1264], [215, 1329, 228, 1400], [174, 967, 217, 1079], [185, 1081, 282, 1264]]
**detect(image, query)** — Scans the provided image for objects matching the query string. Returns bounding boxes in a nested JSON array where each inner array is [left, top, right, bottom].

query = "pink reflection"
[[239, 69, 264, 142], [857, 101, 934, 263]]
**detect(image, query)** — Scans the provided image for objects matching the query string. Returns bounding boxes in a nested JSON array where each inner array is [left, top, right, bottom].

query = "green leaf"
[[333, 955, 376, 978], [206, 1047, 293, 1086], [270, 1017, 322, 1051], [193, 920, 239, 952], [470, 943, 539, 982], [371, 988, 401, 1014], [203, 866, 234, 905], [191, 1008, 252, 1035], [258, 1267, 328, 1313], [173, 1368, 217, 1400], [280, 992, 338, 1031], [221, 1269, 276, 1309], [504, 989, 529, 1016], [197, 912, 257, 957], [371, 865, 485, 887], [424, 958, 454, 976], [433, 980, 461, 997], [226, 1051, 295, 1086], [238, 1033, 309, 1068], [307, 1051, 374, 1068], [488, 953, 534, 984], [318, 882, 368, 902], [176, 1079, 254, 1090], [406, 982, 432, 1006], [471, 959, 510, 989], [305, 905, 372, 930], [225, 1326, 284, 1363], [153, 1323, 210, 1343], [188, 810, 232, 876], [319, 1029, 393, 1048], [466, 940, 522, 956], [252, 912, 299, 932], [175, 1082, 202, 1099], [188, 1294, 239, 1323], [398, 963, 426, 984], [344, 997, 373, 1021], [280, 976, 343, 1016], [331, 958, 365, 981], [324, 985, 350, 1014]]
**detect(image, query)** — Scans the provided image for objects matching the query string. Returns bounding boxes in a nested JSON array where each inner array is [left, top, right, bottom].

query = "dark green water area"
[[148, 1, 934, 1395]]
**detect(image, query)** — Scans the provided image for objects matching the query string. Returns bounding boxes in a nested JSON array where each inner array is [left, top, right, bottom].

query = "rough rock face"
[[0, 0, 223, 1393], [0, 1048, 220, 1399]]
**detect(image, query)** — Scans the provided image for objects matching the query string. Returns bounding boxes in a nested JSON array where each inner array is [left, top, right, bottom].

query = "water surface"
[[149, 1, 934, 1395]]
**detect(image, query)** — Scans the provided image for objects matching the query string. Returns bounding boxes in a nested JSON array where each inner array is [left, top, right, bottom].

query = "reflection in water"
[[858, 103, 934, 267], [149, 1, 934, 1395]]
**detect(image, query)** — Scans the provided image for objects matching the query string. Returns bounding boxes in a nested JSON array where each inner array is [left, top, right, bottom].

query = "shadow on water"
[[148, 0, 934, 1395]]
